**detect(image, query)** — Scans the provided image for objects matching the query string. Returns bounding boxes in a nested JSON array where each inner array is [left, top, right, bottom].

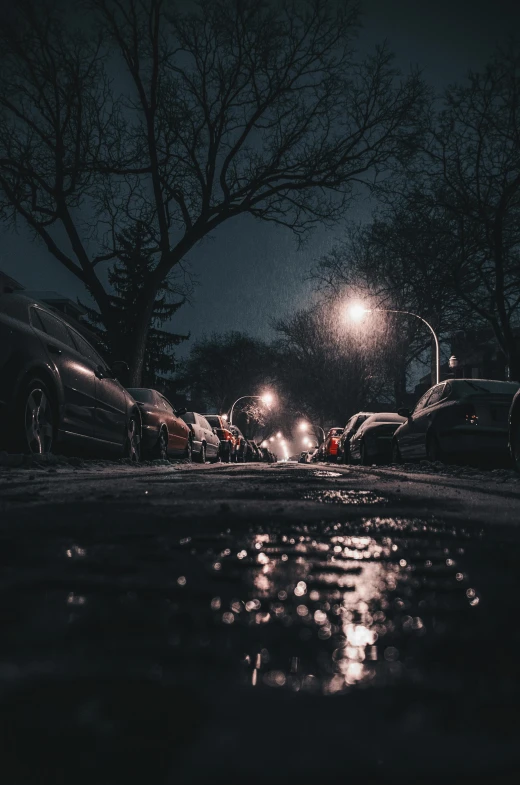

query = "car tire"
[[391, 440, 402, 464], [360, 441, 370, 466], [511, 417, 520, 472], [17, 378, 57, 455], [343, 446, 351, 464], [426, 432, 444, 463], [198, 443, 206, 464], [124, 414, 141, 462], [151, 428, 168, 460], [184, 437, 193, 462]]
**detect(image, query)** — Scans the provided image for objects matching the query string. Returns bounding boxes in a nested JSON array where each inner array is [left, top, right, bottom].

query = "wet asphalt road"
[[1, 460, 520, 785]]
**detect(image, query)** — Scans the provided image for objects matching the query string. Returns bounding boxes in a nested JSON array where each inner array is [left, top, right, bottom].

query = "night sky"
[[1, 0, 519, 355]]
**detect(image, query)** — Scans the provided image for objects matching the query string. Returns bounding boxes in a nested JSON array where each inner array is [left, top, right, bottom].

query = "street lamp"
[[299, 420, 325, 442], [229, 392, 274, 426], [349, 303, 440, 386]]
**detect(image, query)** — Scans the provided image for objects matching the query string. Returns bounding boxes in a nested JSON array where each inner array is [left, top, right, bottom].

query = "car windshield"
[[181, 412, 195, 424], [204, 415, 221, 427], [329, 428, 343, 436], [364, 413, 406, 425], [453, 379, 520, 396], [127, 388, 155, 404]]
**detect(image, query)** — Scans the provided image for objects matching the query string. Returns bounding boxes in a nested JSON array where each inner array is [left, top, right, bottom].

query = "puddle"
[[302, 489, 387, 505], [312, 470, 342, 478], [171, 516, 490, 696]]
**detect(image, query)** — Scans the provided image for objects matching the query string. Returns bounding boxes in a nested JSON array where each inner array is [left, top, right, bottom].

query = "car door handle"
[[47, 343, 62, 355]]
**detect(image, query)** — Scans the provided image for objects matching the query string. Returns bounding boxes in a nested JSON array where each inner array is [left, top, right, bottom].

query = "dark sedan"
[[508, 387, 520, 472], [394, 379, 520, 464], [337, 411, 374, 463], [349, 413, 406, 465], [127, 388, 191, 461], [0, 293, 141, 458]]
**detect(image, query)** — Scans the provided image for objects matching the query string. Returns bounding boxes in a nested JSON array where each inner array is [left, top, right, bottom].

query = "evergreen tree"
[[83, 224, 189, 387]]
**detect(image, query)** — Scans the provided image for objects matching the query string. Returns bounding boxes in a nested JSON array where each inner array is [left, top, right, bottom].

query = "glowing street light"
[[276, 432, 282, 439], [229, 392, 275, 426], [261, 440, 268, 448], [269, 437, 275, 442], [298, 420, 325, 442], [349, 302, 440, 386]]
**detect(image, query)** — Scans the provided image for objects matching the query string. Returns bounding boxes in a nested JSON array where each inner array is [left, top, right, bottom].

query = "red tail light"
[[462, 403, 478, 425]]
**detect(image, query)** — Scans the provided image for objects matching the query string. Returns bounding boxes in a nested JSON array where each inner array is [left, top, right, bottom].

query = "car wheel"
[[391, 440, 402, 464], [343, 446, 351, 464], [152, 428, 168, 460], [20, 379, 56, 455], [360, 441, 370, 466], [198, 443, 206, 464], [124, 415, 141, 462], [511, 417, 520, 472], [426, 432, 444, 462]]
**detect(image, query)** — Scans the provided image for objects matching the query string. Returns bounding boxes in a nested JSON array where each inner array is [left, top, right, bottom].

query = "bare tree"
[[0, 0, 426, 384], [311, 197, 459, 398], [428, 43, 520, 380], [274, 301, 393, 424]]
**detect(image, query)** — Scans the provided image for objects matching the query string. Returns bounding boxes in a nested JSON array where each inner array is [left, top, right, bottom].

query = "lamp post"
[[350, 305, 440, 386], [229, 393, 273, 426], [299, 421, 325, 443]]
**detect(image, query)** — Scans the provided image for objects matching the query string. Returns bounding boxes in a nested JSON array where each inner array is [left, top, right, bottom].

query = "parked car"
[[203, 414, 235, 462], [509, 387, 520, 472], [337, 412, 374, 463], [322, 427, 343, 462], [127, 388, 191, 461], [229, 424, 247, 462], [349, 412, 406, 465], [251, 441, 262, 461], [260, 446, 276, 463], [393, 379, 520, 464], [0, 293, 141, 458], [298, 451, 308, 464], [180, 412, 220, 463]]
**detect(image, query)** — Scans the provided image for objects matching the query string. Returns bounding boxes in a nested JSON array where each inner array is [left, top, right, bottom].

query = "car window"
[[181, 412, 195, 425], [69, 328, 106, 367], [34, 309, 77, 350], [30, 308, 47, 332], [127, 388, 155, 404], [453, 380, 520, 396], [413, 390, 433, 414], [205, 415, 221, 428], [158, 395, 173, 413], [425, 384, 446, 407]]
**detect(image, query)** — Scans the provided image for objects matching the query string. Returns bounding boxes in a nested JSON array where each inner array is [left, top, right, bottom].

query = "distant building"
[[22, 290, 86, 321], [412, 326, 520, 401], [0, 269, 100, 348], [0, 270, 24, 294]]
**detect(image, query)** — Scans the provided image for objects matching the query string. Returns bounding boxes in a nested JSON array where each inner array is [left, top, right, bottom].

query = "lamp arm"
[[371, 309, 440, 386]]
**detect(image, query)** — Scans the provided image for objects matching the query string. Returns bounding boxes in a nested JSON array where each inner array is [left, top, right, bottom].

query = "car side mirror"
[[397, 407, 411, 418], [111, 360, 129, 378], [175, 407, 187, 417]]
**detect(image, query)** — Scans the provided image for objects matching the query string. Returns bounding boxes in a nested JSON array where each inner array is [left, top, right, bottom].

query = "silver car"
[[349, 413, 406, 465], [180, 411, 220, 463]]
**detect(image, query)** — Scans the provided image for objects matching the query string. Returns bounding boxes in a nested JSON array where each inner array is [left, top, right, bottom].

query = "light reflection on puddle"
[[303, 489, 387, 505], [183, 517, 480, 695], [312, 470, 342, 478]]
